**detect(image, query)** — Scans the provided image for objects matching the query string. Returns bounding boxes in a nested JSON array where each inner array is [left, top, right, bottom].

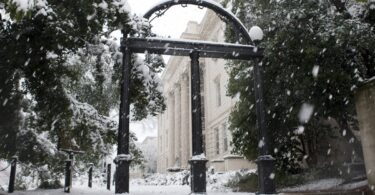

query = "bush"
[[225, 172, 306, 192], [38, 179, 62, 189], [277, 172, 306, 188], [14, 177, 27, 191], [225, 172, 258, 192]]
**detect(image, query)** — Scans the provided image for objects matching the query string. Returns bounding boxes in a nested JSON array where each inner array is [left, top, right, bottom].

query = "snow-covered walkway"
[[1, 184, 253, 195]]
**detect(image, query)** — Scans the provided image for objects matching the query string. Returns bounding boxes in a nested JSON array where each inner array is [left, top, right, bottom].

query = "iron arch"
[[143, 0, 252, 44], [115, 1, 276, 194]]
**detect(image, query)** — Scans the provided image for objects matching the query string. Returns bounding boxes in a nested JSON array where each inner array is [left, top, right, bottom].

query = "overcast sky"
[[123, 0, 207, 142], [128, 0, 206, 38]]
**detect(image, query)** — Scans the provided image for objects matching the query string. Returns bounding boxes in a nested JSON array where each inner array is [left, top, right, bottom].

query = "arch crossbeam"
[[127, 37, 262, 60]]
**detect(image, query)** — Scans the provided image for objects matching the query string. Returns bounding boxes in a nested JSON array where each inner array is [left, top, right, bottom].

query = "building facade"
[[157, 9, 255, 173]]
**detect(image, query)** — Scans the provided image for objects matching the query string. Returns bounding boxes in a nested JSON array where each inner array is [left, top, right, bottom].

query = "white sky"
[[124, 0, 207, 142], [127, 0, 206, 38]]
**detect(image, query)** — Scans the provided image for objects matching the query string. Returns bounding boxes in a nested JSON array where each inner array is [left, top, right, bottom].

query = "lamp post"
[[249, 26, 276, 194]]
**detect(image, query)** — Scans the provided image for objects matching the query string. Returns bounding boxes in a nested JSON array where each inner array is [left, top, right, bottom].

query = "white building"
[[157, 8, 255, 173]]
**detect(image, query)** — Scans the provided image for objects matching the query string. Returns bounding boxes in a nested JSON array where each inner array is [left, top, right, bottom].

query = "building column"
[[188, 66, 193, 159], [164, 114, 168, 172], [168, 91, 175, 169], [174, 84, 181, 167], [157, 115, 162, 173], [180, 73, 190, 169]]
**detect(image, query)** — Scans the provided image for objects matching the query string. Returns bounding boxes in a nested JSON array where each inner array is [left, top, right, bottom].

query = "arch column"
[[116, 32, 132, 194], [189, 50, 207, 193]]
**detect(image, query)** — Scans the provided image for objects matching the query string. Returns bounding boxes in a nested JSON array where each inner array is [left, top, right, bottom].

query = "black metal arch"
[[143, 0, 252, 44], [114, 1, 276, 194]]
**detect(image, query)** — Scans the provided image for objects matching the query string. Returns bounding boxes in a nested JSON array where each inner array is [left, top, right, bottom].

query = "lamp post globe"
[[249, 26, 264, 42]]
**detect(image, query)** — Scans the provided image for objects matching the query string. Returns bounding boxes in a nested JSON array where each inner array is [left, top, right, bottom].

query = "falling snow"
[[298, 103, 314, 123]]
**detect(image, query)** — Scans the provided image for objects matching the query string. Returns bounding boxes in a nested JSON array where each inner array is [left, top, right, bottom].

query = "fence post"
[[64, 160, 72, 193], [8, 156, 17, 193], [107, 164, 111, 190], [88, 163, 93, 188]]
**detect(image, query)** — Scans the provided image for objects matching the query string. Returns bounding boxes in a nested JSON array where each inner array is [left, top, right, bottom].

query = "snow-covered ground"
[[0, 167, 257, 194], [0, 161, 11, 191], [280, 178, 369, 193], [1, 172, 253, 195], [130, 169, 256, 192], [281, 178, 345, 192], [2, 184, 253, 195], [1, 164, 369, 194]]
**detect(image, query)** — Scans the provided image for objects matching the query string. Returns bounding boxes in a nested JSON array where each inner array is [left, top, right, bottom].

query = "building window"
[[222, 123, 228, 152], [214, 77, 221, 107], [215, 127, 220, 155]]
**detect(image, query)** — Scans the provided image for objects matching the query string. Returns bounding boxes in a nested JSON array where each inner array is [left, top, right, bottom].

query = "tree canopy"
[[225, 0, 375, 173], [0, 0, 165, 185]]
